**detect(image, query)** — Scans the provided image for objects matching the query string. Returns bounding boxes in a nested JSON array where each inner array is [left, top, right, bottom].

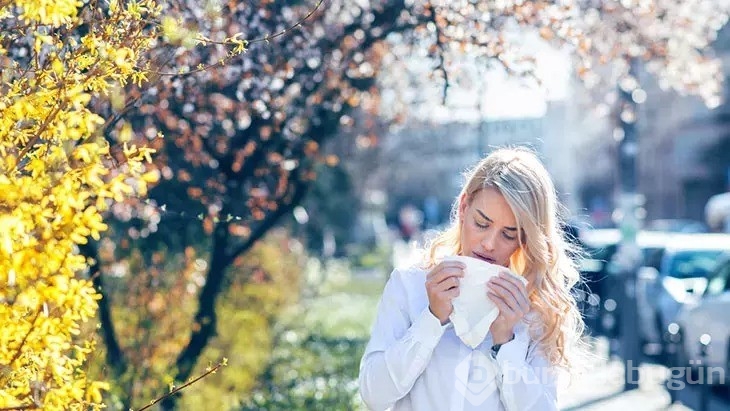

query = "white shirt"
[[359, 266, 559, 411]]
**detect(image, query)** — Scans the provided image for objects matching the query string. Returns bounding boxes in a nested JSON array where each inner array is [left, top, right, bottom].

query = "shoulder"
[[381, 265, 429, 305], [389, 264, 429, 286]]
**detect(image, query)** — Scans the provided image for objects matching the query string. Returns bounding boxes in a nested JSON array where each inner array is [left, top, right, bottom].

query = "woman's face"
[[459, 187, 521, 267]]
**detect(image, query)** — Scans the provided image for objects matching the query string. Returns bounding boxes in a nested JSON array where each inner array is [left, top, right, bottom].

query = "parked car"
[[638, 234, 730, 350], [604, 230, 673, 344], [674, 254, 730, 383], [632, 231, 674, 347], [575, 228, 621, 336], [577, 229, 672, 338]]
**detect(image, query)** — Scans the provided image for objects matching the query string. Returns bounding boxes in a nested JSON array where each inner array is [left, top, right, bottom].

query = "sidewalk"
[[559, 358, 730, 410], [557, 338, 665, 410], [557, 338, 729, 410], [558, 359, 687, 411]]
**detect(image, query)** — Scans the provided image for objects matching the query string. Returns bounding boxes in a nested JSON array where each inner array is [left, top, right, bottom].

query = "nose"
[[480, 229, 499, 252]]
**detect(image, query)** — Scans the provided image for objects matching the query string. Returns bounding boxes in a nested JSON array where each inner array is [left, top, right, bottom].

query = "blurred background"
[[62, 1, 730, 410]]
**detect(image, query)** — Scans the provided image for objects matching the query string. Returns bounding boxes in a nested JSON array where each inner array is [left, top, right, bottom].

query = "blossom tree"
[[381, 0, 729, 114]]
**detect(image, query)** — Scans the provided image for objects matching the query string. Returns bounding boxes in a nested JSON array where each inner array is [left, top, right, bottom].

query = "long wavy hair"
[[425, 146, 586, 370]]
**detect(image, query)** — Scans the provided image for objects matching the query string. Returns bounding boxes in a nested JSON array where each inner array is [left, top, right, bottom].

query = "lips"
[[473, 252, 496, 264]]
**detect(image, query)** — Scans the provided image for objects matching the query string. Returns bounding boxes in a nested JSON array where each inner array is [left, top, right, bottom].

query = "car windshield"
[[705, 261, 730, 296], [667, 250, 724, 279]]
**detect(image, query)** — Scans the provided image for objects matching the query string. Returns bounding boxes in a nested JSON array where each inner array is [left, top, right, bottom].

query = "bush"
[[240, 259, 385, 410]]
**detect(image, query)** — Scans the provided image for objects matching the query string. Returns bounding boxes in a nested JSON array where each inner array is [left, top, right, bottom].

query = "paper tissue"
[[444, 255, 528, 349]]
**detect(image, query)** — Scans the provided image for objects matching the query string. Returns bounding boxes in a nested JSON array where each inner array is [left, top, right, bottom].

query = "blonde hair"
[[425, 146, 586, 371]]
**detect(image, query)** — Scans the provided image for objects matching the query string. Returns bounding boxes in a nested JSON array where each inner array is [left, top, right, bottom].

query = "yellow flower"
[[0, 0, 162, 407]]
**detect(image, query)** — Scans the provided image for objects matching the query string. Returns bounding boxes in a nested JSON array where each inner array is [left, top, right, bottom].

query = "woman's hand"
[[426, 261, 465, 325], [487, 271, 530, 344]]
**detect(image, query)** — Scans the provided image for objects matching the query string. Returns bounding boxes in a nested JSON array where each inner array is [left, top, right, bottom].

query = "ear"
[[458, 192, 468, 220]]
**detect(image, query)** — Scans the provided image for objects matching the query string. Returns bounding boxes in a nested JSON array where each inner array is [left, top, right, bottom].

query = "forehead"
[[469, 187, 517, 225]]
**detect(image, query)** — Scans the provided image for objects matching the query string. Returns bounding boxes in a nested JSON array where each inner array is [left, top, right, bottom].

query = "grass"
[[241, 258, 389, 410]]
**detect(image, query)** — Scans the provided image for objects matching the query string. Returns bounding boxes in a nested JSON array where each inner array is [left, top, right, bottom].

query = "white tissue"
[[444, 255, 528, 349]]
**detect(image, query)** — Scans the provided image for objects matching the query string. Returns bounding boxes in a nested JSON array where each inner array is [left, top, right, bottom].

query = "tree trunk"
[[160, 224, 230, 410], [79, 243, 129, 377]]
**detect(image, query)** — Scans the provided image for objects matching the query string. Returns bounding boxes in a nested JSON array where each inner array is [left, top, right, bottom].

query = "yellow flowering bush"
[[0, 0, 160, 408]]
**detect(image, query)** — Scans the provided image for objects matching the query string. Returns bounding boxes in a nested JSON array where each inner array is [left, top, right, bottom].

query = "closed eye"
[[474, 220, 488, 229], [502, 232, 517, 241]]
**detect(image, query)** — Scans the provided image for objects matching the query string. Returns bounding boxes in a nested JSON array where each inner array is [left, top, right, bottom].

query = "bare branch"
[[137, 361, 226, 411]]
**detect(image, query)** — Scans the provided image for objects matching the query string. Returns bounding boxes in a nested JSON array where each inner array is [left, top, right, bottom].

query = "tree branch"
[[14, 95, 64, 172], [426, 1, 449, 104], [138, 360, 225, 411], [225, 177, 311, 266]]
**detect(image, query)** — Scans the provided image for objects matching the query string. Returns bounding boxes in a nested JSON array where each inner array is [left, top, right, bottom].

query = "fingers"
[[444, 287, 460, 300], [426, 261, 464, 285], [427, 260, 465, 278], [487, 273, 529, 314], [427, 269, 462, 296], [492, 272, 528, 299], [426, 262, 465, 324], [497, 270, 526, 287], [489, 282, 529, 314], [435, 276, 460, 292], [487, 289, 514, 316], [488, 289, 527, 326]]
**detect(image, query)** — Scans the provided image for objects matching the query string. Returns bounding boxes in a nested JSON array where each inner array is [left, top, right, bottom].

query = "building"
[[632, 26, 730, 222]]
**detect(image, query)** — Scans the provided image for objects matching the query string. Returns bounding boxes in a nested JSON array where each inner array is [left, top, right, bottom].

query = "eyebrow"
[[476, 210, 517, 231]]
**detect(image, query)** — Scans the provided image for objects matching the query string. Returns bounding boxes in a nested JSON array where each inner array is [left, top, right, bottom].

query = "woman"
[[359, 147, 586, 410]]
